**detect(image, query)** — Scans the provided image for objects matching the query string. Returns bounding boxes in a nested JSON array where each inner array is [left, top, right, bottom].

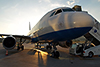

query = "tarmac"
[[0, 43, 100, 67]]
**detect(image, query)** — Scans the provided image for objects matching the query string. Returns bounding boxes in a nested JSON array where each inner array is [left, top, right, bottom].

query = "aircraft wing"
[[0, 34, 31, 39], [0, 34, 32, 50]]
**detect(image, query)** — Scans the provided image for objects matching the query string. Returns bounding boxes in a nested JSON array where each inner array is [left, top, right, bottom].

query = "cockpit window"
[[50, 9, 62, 17], [62, 8, 74, 12], [55, 9, 62, 15], [50, 11, 55, 17]]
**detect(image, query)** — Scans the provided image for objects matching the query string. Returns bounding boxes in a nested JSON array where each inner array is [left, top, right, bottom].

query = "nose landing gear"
[[50, 43, 60, 58], [51, 50, 60, 58]]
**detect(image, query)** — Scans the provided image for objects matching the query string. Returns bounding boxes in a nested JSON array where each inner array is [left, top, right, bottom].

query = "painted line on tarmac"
[[59, 57, 74, 60], [79, 57, 94, 60]]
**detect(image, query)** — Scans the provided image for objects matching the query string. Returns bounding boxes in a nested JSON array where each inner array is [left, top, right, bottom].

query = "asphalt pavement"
[[0, 43, 100, 67]]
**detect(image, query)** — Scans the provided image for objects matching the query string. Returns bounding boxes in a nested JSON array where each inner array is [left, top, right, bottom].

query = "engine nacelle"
[[3, 36, 16, 50]]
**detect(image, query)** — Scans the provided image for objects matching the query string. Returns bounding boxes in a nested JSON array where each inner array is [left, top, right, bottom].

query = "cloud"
[[11, 3, 19, 8], [44, 0, 51, 3], [66, 0, 75, 6], [51, 3, 67, 7], [39, 0, 51, 3], [98, 0, 100, 1], [39, 0, 42, 2]]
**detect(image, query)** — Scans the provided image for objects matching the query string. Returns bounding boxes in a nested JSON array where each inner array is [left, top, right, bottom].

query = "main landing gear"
[[17, 44, 24, 50], [17, 38, 26, 51]]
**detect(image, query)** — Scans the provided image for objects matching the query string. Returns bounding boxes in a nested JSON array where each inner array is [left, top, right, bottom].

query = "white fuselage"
[[28, 7, 94, 42]]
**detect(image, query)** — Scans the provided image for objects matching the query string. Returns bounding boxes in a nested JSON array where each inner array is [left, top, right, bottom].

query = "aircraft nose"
[[62, 12, 94, 40], [72, 12, 94, 28]]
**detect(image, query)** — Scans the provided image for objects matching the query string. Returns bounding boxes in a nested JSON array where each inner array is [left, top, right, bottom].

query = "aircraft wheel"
[[51, 51, 55, 57], [17, 46, 20, 50], [88, 52, 93, 58], [55, 51, 60, 58], [51, 51, 60, 58], [46, 45, 52, 50], [21, 45, 24, 50]]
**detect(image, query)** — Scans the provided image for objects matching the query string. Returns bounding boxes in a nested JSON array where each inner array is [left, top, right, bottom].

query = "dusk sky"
[[0, 0, 100, 35]]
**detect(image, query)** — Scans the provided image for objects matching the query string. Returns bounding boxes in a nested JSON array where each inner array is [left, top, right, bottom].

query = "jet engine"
[[3, 36, 16, 50]]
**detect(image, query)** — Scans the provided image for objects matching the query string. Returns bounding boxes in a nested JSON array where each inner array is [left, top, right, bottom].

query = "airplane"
[[0, 5, 95, 58]]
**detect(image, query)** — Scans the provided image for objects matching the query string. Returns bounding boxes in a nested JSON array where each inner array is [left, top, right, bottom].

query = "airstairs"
[[84, 20, 100, 46]]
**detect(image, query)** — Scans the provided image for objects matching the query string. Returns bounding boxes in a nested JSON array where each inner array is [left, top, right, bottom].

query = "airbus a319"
[[0, 5, 95, 57]]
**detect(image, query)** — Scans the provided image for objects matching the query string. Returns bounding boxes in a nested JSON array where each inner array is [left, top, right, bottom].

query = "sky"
[[0, 0, 100, 35]]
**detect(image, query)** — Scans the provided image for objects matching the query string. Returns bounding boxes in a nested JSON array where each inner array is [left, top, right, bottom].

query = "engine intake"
[[3, 36, 16, 50]]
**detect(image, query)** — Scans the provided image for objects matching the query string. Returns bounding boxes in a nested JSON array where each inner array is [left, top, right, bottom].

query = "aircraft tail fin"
[[29, 22, 31, 30]]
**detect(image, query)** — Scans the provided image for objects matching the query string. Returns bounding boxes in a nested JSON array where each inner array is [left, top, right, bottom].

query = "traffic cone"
[[6, 50, 8, 56]]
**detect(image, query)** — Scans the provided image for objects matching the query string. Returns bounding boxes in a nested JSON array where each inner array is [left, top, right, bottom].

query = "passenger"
[[80, 44, 84, 55]]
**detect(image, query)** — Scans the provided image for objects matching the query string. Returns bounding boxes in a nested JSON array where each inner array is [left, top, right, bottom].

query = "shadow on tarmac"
[[0, 49, 22, 59], [27, 49, 36, 55]]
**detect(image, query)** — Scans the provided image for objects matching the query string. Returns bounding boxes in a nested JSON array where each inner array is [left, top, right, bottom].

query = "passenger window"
[[55, 9, 62, 15], [50, 11, 55, 17]]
